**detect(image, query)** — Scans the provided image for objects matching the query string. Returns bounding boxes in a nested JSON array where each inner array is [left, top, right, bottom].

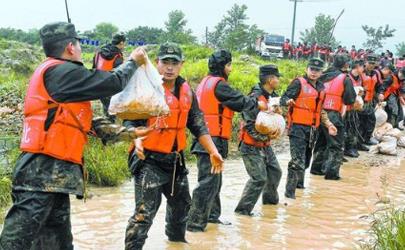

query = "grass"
[[363, 208, 405, 250]]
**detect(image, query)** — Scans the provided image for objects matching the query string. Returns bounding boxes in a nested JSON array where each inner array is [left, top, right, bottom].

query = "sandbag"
[[398, 136, 405, 148], [108, 58, 170, 120], [385, 128, 402, 139], [255, 111, 285, 138], [374, 106, 388, 128], [378, 136, 397, 155], [373, 122, 393, 141]]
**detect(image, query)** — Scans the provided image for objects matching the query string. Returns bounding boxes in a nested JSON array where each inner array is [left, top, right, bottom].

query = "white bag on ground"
[[108, 59, 170, 120], [378, 136, 398, 155], [375, 106, 388, 127], [373, 122, 393, 141], [385, 128, 402, 139], [397, 136, 405, 147], [255, 111, 285, 138]]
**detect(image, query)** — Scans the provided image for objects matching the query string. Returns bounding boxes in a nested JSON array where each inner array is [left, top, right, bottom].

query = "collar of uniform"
[[53, 57, 84, 66]]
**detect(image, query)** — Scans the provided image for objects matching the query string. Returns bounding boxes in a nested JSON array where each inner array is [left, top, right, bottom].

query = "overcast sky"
[[1, 0, 404, 52]]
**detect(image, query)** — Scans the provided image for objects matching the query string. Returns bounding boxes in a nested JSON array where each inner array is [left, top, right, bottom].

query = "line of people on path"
[[1, 22, 405, 250]]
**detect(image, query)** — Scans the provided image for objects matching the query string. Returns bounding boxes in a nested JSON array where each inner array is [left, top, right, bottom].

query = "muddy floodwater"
[[71, 151, 405, 250]]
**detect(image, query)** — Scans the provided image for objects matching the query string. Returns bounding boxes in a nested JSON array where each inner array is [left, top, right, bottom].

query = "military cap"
[[333, 54, 350, 69], [208, 49, 232, 72], [259, 64, 282, 77], [39, 22, 80, 45], [350, 59, 365, 68], [381, 61, 395, 71], [307, 58, 325, 70], [366, 53, 379, 63], [158, 42, 184, 61]]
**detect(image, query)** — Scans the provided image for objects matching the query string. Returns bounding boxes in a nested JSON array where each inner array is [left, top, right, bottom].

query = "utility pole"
[[65, 0, 71, 23], [291, 0, 298, 46], [205, 26, 208, 46]]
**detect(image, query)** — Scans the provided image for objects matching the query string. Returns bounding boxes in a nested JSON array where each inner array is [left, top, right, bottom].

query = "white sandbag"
[[378, 136, 398, 155], [375, 106, 388, 127], [108, 58, 170, 120], [255, 111, 285, 139], [373, 123, 394, 141], [397, 136, 405, 148], [385, 128, 402, 139], [353, 95, 364, 111]]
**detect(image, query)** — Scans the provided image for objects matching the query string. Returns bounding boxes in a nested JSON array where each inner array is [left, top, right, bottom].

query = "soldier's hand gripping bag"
[[108, 58, 170, 120], [255, 111, 286, 138]]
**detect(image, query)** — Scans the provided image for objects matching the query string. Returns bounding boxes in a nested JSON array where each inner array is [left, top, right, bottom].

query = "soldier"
[[124, 43, 224, 249], [344, 59, 368, 158], [281, 58, 337, 199], [311, 55, 356, 180], [187, 50, 267, 231], [377, 62, 403, 129], [360, 54, 381, 145], [93, 32, 126, 122], [0, 22, 148, 250], [234, 65, 283, 215]]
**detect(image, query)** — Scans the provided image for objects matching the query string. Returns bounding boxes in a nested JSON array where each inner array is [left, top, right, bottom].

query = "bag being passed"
[[108, 58, 170, 120]]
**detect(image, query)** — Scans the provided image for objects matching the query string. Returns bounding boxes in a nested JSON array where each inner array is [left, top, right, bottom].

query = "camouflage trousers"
[[385, 94, 401, 128], [187, 154, 222, 232], [358, 102, 376, 142], [0, 191, 73, 250], [235, 143, 282, 215], [311, 123, 345, 180], [125, 160, 190, 250]]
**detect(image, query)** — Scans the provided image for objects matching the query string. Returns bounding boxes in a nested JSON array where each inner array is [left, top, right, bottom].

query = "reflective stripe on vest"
[[240, 95, 271, 147], [289, 77, 325, 128], [384, 74, 401, 99], [322, 73, 346, 112], [95, 52, 121, 71], [196, 76, 235, 140], [20, 58, 92, 165], [142, 82, 192, 154]]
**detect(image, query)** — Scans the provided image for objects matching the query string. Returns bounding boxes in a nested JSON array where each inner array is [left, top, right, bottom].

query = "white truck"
[[255, 34, 285, 59]]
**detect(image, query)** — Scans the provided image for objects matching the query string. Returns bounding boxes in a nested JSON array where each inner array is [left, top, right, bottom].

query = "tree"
[[126, 26, 164, 44], [208, 4, 262, 51], [300, 14, 338, 47], [362, 25, 396, 51], [0, 28, 40, 45], [162, 10, 196, 44], [396, 42, 405, 57], [93, 22, 119, 43]]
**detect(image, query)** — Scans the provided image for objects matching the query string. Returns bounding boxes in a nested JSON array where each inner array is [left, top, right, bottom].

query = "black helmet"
[[333, 54, 350, 69], [112, 32, 126, 45], [208, 49, 232, 77]]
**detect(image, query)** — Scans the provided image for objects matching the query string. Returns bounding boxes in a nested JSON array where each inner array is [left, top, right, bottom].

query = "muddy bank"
[[70, 146, 405, 250]]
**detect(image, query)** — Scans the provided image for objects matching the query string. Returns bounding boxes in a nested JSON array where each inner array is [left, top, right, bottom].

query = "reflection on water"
[[71, 153, 405, 250]]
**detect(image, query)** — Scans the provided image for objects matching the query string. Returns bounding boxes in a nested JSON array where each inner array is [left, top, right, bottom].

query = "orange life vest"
[[142, 82, 192, 154], [240, 95, 271, 148], [346, 74, 362, 111], [95, 52, 122, 71], [196, 76, 234, 140], [283, 42, 290, 51], [361, 73, 375, 102], [322, 73, 346, 112], [383, 73, 400, 99], [288, 77, 325, 128], [372, 70, 383, 85], [20, 58, 92, 165]]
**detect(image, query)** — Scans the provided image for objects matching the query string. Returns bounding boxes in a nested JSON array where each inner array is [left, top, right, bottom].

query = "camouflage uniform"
[[0, 22, 138, 250], [235, 82, 281, 215]]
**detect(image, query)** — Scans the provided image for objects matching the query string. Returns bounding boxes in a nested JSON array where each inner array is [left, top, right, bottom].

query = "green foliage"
[[366, 208, 405, 250], [126, 26, 165, 44], [162, 10, 196, 44], [93, 22, 119, 43], [395, 42, 405, 57], [84, 137, 131, 186], [0, 177, 12, 222], [0, 27, 40, 45], [300, 14, 338, 47], [362, 25, 396, 51], [208, 4, 263, 52]]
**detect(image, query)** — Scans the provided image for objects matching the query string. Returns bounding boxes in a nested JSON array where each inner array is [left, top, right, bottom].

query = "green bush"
[[84, 137, 131, 186], [366, 208, 405, 250], [0, 177, 12, 222]]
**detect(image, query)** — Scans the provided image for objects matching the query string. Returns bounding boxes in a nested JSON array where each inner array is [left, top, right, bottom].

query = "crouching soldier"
[[234, 65, 283, 215], [124, 43, 224, 250], [281, 58, 337, 199], [188, 50, 267, 231]]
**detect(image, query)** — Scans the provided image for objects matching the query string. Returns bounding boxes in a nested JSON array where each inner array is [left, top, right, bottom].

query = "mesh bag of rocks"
[[255, 97, 285, 139]]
